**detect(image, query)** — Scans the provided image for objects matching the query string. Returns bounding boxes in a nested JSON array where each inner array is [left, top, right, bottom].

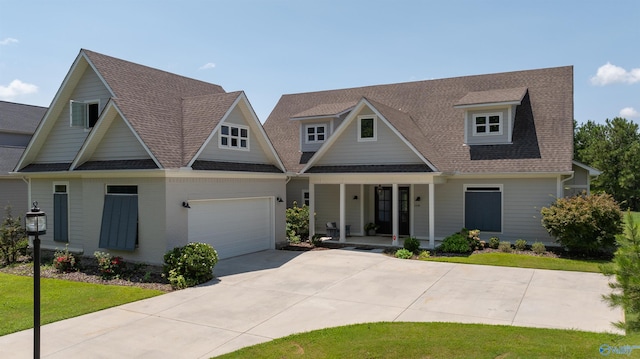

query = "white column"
[[339, 183, 346, 242], [429, 182, 435, 249], [359, 184, 364, 236], [309, 183, 315, 238], [392, 183, 399, 246], [410, 184, 415, 237]]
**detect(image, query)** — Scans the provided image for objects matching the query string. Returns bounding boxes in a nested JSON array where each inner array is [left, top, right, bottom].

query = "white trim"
[[218, 123, 250, 151], [472, 112, 503, 136], [302, 189, 310, 206], [572, 160, 601, 176], [304, 124, 327, 144], [70, 99, 101, 129], [453, 100, 522, 109], [462, 184, 503, 234], [357, 115, 377, 142]]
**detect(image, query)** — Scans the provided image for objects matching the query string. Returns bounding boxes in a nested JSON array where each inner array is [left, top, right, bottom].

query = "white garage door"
[[188, 197, 273, 259]]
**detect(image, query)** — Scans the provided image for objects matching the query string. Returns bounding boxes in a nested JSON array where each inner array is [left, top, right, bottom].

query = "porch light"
[[377, 184, 383, 195], [415, 196, 421, 202], [25, 201, 46, 359]]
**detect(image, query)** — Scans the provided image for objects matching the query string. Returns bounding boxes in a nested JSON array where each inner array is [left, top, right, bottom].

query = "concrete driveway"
[[0, 248, 623, 358]]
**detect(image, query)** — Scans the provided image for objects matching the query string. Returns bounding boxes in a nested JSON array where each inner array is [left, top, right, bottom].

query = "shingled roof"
[[264, 66, 573, 174], [0, 101, 46, 134]]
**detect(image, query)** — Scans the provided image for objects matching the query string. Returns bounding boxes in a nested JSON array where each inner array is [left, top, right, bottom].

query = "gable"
[[314, 104, 423, 166], [89, 114, 150, 161]]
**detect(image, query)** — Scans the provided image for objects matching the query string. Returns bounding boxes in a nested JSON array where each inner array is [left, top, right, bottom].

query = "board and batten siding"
[[35, 67, 112, 163], [197, 107, 270, 164], [164, 176, 287, 251], [433, 177, 556, 243], [90, 116, 149, 161], [316, 109, 423, 166]]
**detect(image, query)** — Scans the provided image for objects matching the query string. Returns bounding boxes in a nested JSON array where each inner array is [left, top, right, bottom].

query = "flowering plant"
[[94, 251, 126, 279], [53, 245, 77, 273]]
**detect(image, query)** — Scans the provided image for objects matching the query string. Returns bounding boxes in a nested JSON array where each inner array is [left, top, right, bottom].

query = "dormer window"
[[219, 124, 249, 150], [305, 124, 326, 143], [70, 100, 100, 129], [473, 113, 502, 135]]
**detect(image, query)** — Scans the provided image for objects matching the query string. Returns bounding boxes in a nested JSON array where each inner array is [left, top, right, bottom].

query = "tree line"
[[574, 117, 640, 211]]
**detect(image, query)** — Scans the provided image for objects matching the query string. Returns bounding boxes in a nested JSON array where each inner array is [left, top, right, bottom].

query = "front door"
[[375, 186, 410, 235]]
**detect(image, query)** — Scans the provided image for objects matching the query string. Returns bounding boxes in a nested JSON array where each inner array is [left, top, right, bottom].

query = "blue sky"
[[0, 0, 638, 124]]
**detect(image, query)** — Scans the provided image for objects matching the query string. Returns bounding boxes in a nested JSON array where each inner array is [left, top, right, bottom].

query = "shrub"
[[0, 205, 27, 266], [489, 236, 500, 249], [94, 251, 125, 279], [514, 239, 527, 251], [403, 236, 421, 253], [439, 233, 471, 253], [395, 248, 413, 259], [286, 201, 310, 242], [53, 245, 77, 273], [163, 242, 218, 289], [601, 212, 640, 333], [531, 242, 546, 255], [498, 241, 512, 253], [541, 192, 623, 255], [418, 250, 431, 260]]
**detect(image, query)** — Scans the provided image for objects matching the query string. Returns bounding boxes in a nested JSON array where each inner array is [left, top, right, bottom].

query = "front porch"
[[318, 235, 441, 250]]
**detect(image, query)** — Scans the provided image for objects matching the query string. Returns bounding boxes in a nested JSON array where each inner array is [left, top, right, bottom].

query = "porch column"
[[339, 183, 346, 242], [359, 184, 364, 236], [409, 184, 415, 237], [429, 182, 435, 249], [392, 183, 399, 246], [309, 183, 315, 238]]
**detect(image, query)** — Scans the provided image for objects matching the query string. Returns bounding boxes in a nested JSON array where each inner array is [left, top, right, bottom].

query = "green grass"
[[0, 272, 164, 336], [215, 322, 640, 359], [424, 252, 608, 272]]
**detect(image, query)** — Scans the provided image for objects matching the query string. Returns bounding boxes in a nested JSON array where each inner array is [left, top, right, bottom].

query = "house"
[[264, 66, 594, 247], [0, 101, 46, 215], [13, 49, 287, 264]]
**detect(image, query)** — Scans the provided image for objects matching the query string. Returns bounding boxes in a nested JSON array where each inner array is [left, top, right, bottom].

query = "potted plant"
[[365, 222, 379, 236]]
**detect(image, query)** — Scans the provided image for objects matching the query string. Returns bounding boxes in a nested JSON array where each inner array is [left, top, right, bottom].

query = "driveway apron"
[[0, 249, 623, 358]]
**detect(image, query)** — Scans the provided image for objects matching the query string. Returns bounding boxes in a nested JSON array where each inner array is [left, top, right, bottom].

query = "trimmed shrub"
[[53, 245, 78, 273], [531, 242, 546, 255], [163, 242, 218, 289], [94, 251, 125, 279], [418, 250, 431, 260], [439, 233, 471, 253], [403, 236, 421, 253], [286, 201, 310, 242], [514, 239, 527, 251], [541, 192, 623, 254], [395, 248, 413, 259], [489, 236, 500, 249], [0, 205, 27, 266], [498, 241, 512, 253]]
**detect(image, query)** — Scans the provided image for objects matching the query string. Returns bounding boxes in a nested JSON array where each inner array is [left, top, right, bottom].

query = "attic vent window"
[[219, 124, 249, 150], [305, 124, 326, 143], [70, 100, 100, 129], [473, 113, 502, 135], [358, 115, 377, 142]]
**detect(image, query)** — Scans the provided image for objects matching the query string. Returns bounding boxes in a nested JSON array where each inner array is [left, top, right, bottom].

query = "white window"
[[358, 115, 377, 142], [302, 190, 310, 206], [219, 124, 249, 150], [473, 113, 502, 135], [70, 100, 100, 129], [305, 124, 326, 143]]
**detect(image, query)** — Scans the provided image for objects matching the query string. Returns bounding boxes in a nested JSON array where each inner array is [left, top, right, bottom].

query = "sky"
[[0, 0, 638, 125]]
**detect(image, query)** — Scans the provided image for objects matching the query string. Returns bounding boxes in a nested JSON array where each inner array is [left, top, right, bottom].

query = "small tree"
[[541, 192, 622, 255], [0, 205, 27, 265], [601, 212, 640, 332], [286, 201, 310, 242]]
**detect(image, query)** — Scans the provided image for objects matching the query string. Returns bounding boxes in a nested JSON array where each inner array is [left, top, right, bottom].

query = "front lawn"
[[424, 252, 608, 272], [215, 322, 639, 358], [0, 272, 164, 336]]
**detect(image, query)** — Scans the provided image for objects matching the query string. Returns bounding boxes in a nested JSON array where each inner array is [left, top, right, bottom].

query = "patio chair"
[[326, 222, 338, 238]]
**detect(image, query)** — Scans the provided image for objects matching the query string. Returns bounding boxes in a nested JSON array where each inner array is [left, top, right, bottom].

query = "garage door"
[[188, 197, 273, 259]]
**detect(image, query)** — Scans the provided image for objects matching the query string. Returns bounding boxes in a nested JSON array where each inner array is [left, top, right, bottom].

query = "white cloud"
[[0, 37, 19, 45], [0, 79, 38, 100], [198, 62, 216, 70], [620, 107, 640, 118], [591, 62, 640, 85]]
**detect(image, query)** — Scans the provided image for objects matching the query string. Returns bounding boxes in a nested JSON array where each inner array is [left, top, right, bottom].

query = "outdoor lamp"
[[26, 201, 46, 359]]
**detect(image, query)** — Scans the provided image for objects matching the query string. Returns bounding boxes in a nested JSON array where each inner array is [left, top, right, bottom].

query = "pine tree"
[[0, 205, 28, 265]]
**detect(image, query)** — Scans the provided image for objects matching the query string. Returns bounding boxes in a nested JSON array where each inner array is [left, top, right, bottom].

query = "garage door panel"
[[188, 198, 273, 259]]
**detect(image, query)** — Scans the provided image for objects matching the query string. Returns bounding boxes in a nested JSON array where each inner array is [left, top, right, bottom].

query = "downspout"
[[559, 172, 574, 198]]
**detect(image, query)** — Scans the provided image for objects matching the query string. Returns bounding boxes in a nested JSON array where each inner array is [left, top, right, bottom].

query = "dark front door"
[[375, 186, 410, 235]]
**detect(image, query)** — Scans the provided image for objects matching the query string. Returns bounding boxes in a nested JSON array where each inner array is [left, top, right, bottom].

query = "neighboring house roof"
[[0, 146, 27, 173], [264, 66, 574, 174], [16, 49, 284, 173], [0, 101, 46, 134]]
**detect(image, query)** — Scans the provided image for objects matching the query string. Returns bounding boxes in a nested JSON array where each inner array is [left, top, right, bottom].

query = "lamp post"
[[25, 202, 46, 359]]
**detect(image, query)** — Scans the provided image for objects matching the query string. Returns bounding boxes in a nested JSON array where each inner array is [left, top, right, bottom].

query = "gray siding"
[[300, 120, 332, 153], [90, 116, 150, 160], [197, 107, 270, 164], [412, 184, 430, 238], [317, 109, 422, 165], [465, 106, 515, 145], [0, 178, 29, 215], [36, 67, 111, 163], [434, 177, 556, 243], [286, 177, 308, 207], [312, 184, 361, 235]]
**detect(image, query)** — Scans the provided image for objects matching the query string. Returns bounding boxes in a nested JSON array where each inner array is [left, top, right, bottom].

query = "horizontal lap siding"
[[91, 117, 149, 160], [314, 184, 339, 234], [413, 184, 430, 238], [36, 67, 111, 163], [286, 177, 308, 207], [0, 179, 29, 215]]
